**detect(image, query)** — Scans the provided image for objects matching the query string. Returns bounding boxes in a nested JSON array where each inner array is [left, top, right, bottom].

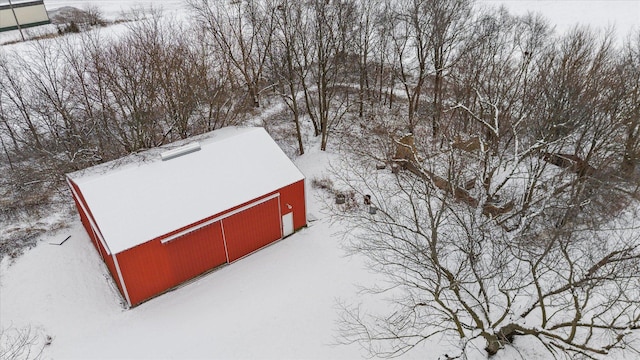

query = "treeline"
[[188, 0, 640, 169], [0, 0, 639, 212], [0, 11, 240, 174], [0, 10, 244, 214]]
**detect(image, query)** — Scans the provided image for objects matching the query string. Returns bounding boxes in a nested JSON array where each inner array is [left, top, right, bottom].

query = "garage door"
[[166, 221, 227, 284], [119, 221, 228, 305], [223, 196, 282, 262]]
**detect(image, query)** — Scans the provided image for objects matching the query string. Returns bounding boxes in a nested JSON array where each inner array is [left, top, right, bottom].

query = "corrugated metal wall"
[[117, 222, 227, 306], [166, 222, 228, 284], [223, 196, 282, 262], [68, 180, 100, 252], [278, 180, 307, 231], [72, 179, 308, 307], [68, 179, 127, 300]]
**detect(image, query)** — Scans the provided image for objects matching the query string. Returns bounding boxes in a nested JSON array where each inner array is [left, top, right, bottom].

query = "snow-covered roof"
[[68, 127, 304, 254]]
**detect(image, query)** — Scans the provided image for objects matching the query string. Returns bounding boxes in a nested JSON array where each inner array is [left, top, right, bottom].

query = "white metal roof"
[[68, 127, 304, 254]]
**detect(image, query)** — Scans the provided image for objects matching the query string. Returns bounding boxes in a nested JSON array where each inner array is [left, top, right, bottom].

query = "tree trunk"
[[622, 123, 639, 173], [483, 324, 523, 356]]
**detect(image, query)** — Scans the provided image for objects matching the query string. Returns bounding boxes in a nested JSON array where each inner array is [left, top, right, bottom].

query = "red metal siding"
[[68, 179, 128, 300], [102, 250, 125, 299], [278, 180, 307, 231], [116, 241, 171, 306], [71, 177, 307, 307], [68, 180, 100, 252], [117, 221, 227, 306], [72, 195, 93, 242], [166, 222, 227, 284], [153, 180, 306, 246], [223, 197, 282, 262]]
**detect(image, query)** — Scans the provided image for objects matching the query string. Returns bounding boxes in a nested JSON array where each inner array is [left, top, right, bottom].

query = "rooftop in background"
[[68, 126, 305, 254], [0, 0, 50, 34]]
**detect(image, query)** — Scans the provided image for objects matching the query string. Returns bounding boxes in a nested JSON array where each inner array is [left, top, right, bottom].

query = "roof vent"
[[161, 142, 201, 161]]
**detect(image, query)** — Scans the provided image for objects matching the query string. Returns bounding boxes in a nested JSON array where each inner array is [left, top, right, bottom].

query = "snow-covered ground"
[[1, 0, 637, 45], [0, 147, 384, 359], [0, 142, 535, 360], [1, 1, 639, 359]]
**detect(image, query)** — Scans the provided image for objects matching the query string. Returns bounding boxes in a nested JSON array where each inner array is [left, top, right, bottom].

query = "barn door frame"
[[221, 194, 283, 263], [161, 193, 283, 245]]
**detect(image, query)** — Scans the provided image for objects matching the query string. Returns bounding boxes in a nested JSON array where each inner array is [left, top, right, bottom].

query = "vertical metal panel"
[[116, 242, 171, 306], [111, 254, 131, 307], [98, 243, 126, 300], [223, 197, 282, 262], [71, 177, 307, 307], [117, 222, 226, 306], [69, 179, 128, 301], [221, 221, 230, 262], [71, 193, 95, 245], [165, 222, 227, 285], [68, 180, 99, 251]]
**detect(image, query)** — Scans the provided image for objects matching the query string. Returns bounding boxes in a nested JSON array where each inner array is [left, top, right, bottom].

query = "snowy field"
[[1, 0, 639, 359], [483, 0, 639, 43], [1, 0, 638, 45], [0, 143, 546, 360], [0, 147, 385, 359]]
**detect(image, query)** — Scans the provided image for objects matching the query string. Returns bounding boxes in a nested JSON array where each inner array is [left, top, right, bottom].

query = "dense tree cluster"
[[316, 1, 640, 358], [1, 1, 638, 186], [1, 0, 640, 357], [0, 12, 241, 170], [0, 10, 243, 215]]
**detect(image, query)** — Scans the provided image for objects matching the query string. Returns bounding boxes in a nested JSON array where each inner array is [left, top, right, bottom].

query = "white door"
[[282, 212, 294, 237]]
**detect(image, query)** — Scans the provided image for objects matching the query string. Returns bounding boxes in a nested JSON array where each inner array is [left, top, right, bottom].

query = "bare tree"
[[0, 52, 44, 151], [189, 0, 276, 108], [0, 326, 46, 360], [306, 0, 358, 150], [424, 0, 473, 137], [0, 6, 245, 225], [21, 38, 96, 171], [68, 8, 241, 153], [620, 31, 640, 173], [385, 0, 472, 134], [59, 31, 118, 162], [369, 1, 396, 107], [352, 0, 380, 118], [333, 125, 640, 358], [332, 15, 640, 358], [268, 0, 306, 155]]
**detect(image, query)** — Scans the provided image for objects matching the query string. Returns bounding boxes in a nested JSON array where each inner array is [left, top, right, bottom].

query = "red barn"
[[67, 127, 306, 307]]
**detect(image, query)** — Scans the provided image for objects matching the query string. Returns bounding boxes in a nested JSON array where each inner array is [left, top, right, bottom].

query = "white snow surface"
[[68, 126, 304, 254], [1, 140, 600, 360], [2, 1, 639, 359], [0, 148, 422, 360], [481, 0, 639, 44]]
